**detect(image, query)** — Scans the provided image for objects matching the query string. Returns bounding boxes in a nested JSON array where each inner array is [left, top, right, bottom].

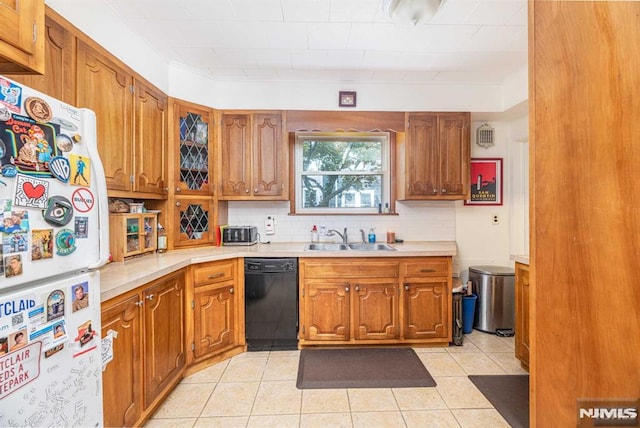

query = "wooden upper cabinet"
[[404, 114, 438, 197], [253, 113, 284, 197], [77, 40, 167, 198], [134, 78, 167, 195], [438, 113, 469, 196], [3, 10, 74, 102], [76, 39, 133, 192], [173, 99, 214, 195], [399, 112, 469, 200], [0, 0, 45, 74], [220, 113, 251, 197], [220, 111, 286, 200]]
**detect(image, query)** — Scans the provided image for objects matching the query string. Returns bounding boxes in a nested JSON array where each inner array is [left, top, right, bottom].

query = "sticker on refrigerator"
[[4, 254, 23, 278], [101, 329, 117, 370], [0, 117, 60, 177], [0, 78, 22, 113], [55, 229, 76, 256], [8, 327, 28, 352], [71, 282, 89, 313], [0, 341, 41, 400], [14, 174, 49, 208], [73, 320, 97, 357], [69, 153, 90, 186], [74, 217, 88, 238], [31, 229, 54, 261], [46, 289, 65, 322], [71, 188, 94, 213], [3, 232, 28, 253], [0, 209, 29, 234]]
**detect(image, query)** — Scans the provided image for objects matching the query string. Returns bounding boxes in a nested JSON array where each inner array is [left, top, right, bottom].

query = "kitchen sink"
[[304, 243, 397, 251], [305, 243, 350, 251], [348, 243, 397, 251]]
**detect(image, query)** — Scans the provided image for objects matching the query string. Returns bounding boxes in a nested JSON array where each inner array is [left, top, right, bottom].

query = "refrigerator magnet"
[[48, 156, 71, 183], [14, 174, 49, 209], [24, 97, 53, 123], [43, 196, 73, 227], [55, 229, 76, 256]]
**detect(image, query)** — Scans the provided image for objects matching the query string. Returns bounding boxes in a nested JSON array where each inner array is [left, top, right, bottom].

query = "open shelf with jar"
[[109, 212, 159, 261]]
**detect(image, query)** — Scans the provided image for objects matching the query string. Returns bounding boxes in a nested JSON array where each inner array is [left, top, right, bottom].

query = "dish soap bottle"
[[311, 225, 319, 243], [368, 228, 376, 243]]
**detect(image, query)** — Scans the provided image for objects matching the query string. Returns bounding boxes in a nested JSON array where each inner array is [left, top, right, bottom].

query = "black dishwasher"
[[244, 258, 298, 351]]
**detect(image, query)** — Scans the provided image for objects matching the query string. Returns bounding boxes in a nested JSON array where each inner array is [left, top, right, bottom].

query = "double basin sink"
[[305, 243, 396, 251]]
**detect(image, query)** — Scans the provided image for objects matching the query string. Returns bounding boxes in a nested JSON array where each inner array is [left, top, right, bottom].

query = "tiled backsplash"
[[227, 201, 456, 243]]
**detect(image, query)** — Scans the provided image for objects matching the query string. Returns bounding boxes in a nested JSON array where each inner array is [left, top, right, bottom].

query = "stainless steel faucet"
[[328, 227, 348, 243], [359, 229, 367, 243]]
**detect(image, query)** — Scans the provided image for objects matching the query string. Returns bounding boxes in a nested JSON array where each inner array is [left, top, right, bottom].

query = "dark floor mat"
[[468, 374, 529, 428], [296, 347, 436, 389]]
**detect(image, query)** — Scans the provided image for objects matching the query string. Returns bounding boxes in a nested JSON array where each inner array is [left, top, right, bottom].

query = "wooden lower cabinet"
[[514, 262, 530, 370], [101, 294, 143, 427], [101, 270, 186, 427], [403, 281, 449, 340], [299, 257, 451, 346], [190, 260, 244, 365], [303, 280, 351, 342], [354, 282, 400, 340]]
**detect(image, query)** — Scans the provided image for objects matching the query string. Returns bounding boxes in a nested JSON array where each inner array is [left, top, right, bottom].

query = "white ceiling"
[[96, 0, 527, 85]]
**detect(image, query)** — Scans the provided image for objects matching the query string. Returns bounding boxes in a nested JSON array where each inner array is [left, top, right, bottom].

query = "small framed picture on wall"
[[464, 158, 503, 206]]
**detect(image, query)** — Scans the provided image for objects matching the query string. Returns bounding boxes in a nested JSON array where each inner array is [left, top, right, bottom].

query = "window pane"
[[302, 141, 382, 173], [302, 174, 382, 208]]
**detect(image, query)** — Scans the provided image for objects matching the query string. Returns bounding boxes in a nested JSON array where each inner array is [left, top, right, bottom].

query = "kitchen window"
[[294, 132, 391, 214]]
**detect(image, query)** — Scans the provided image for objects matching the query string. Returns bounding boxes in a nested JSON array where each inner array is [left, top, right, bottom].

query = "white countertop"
[[99, 241, 457, 302], [511, 254, 530, 265]]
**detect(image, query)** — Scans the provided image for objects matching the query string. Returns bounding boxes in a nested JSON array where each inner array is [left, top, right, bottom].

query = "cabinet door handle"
[[433, 189, 438, 193], [355, 285, 360, 292], [229, 287, 234, 294], [345, 286, 350, 292], [135, 301, 144, 307], [254, 188, 258, 193], [146, 294, 154, 300], [420, 268, 436, 273], [441, 189, 447, 193], [176, 201, 181, 207], [404, 285, 410, 291], [207, 272, 224, 279], [176, 187, 181, 192], [245, 189, 250, 193]]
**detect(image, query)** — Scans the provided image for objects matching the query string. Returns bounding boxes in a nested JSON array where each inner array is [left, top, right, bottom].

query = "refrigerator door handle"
[[82, 109, 110, 269]]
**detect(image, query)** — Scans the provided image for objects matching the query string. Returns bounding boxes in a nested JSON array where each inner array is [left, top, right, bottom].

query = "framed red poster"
[[465, 158, 503, 205]]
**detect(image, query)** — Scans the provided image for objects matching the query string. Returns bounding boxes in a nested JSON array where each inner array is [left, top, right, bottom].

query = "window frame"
[[293, 131, 392, 214]]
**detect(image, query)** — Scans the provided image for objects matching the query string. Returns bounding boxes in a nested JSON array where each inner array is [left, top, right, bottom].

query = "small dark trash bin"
[[462, 294, 477, 334]]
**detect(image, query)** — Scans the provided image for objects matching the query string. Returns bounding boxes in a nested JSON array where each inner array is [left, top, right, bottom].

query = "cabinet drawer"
[[304, 261, 399, 278], [193, 260, 235, 287], [401, 258, 450, 277]]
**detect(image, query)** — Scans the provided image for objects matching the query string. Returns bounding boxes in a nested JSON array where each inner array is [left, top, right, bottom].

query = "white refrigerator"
[[0, 76, 109, 426]]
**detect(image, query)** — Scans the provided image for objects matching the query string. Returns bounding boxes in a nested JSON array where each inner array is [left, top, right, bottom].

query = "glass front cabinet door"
[[173, 198, 215, 247], [174, 101, 214, 195]]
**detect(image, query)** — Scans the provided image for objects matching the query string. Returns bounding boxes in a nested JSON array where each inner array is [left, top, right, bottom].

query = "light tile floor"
[[145, 331, 527, 428]]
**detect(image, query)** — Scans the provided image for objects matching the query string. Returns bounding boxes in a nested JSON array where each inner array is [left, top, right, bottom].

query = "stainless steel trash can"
[[469, 265, 515, 334]]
